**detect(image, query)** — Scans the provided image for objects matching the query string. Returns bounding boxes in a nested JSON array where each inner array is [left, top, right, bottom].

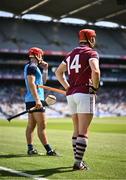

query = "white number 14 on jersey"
[[66, 54, 81, 75]]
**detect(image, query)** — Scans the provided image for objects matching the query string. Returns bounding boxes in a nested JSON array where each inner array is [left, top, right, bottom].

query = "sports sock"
[[75, 135, 88, 162], [44, 144, 52, 153], [72, 136, 77, 158], [28, 144, 33, 151]]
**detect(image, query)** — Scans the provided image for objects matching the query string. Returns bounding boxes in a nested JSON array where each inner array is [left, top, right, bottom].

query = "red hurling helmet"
[[79, 29, 96, 43], [28, 47, 44, 58]]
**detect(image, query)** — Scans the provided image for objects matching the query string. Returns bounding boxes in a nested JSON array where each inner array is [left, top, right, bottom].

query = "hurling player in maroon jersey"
[[55, 29, 100, 170]]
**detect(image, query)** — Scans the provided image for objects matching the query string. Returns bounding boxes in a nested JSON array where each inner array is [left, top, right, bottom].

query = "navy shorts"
[[25, 101, 47, 113]]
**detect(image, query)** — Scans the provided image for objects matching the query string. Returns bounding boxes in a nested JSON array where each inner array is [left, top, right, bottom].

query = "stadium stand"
[[96, 28, 126, 55], [0, 84, 126, 119], [0, 17, 126, 55], [0, 17, 126, 118]]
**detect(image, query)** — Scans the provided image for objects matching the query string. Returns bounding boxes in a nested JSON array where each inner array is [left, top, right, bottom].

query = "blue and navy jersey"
[[24, 62, 44, 102]]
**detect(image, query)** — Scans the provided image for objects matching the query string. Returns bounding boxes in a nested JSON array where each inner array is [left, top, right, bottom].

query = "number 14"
[[66, 54, 81, 75]]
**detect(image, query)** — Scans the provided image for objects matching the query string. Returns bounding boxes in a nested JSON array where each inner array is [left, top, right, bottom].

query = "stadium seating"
[[0, 85, 126, 119], [0, 17, 126, 118], [0, 17, 126, 55]]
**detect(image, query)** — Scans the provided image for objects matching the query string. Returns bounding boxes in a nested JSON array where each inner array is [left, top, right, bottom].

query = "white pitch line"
[[0, 166, 48, 180]]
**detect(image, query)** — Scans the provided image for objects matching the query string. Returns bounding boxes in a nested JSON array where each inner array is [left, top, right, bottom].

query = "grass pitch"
[[0, 116, 126, 179]]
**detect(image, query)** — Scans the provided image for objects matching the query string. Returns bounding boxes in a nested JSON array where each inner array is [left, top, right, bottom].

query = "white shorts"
[[66, 93, 95, 114]]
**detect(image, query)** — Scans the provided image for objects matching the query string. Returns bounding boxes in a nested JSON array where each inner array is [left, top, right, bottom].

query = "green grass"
[[0, 116, 126, 179]]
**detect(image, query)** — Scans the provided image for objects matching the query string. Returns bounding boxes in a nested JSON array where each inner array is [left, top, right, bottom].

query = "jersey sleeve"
[[62, 60, 66, 65], [62, 52, 71, 64], [90, 50, 99, 60], [27, 65, 37, 76]]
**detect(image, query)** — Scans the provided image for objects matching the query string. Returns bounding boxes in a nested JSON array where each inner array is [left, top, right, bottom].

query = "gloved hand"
[[88, 85, 98, 94]]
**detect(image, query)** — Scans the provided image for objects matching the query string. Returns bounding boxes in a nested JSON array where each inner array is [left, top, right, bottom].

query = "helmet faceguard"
[[28, 47, 44, 62], [79, 29, 96, 47]]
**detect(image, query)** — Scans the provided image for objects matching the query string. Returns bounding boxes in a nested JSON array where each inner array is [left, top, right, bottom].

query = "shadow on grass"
[[0, 153, 46, 158], [25, 166, 73, 177], [0, 166, 73, 178], [0, 171, 21, 178], [0, 154, 73, 178]]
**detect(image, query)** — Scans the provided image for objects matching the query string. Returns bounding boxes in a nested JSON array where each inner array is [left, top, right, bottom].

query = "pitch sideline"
[[0, 166, 48, 180]]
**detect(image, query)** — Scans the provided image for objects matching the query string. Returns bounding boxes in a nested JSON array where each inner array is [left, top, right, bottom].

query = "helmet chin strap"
[[33, 54, 42, 64], [87, 39, 95, 48], [83, 32, 94, 48]]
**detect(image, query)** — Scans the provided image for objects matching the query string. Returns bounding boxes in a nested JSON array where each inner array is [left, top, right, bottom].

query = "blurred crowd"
[[0, 85, 126, 119], [96, 87, 126, 116]]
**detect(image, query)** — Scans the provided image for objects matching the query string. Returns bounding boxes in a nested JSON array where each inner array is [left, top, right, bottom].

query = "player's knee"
[[38, 122, 47, 130], [26, 124, 35, 132], [42, 124, 46, 130]]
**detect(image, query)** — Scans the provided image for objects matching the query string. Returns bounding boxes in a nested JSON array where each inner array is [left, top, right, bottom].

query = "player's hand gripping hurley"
[[7, 95, 56, 122]]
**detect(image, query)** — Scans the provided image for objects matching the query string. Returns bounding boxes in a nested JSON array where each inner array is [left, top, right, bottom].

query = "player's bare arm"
[[55, 63, 70, 90], [89, 58, 100, 89], [27, 75, 42, 108], [39, 61, 48, 83]]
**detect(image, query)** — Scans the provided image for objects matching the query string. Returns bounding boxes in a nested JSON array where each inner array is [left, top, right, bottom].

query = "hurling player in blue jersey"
[[24, 47, 57, 156]]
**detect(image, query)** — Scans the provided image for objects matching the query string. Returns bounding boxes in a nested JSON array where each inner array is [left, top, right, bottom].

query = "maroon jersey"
[[63, 45, 99, 95]]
